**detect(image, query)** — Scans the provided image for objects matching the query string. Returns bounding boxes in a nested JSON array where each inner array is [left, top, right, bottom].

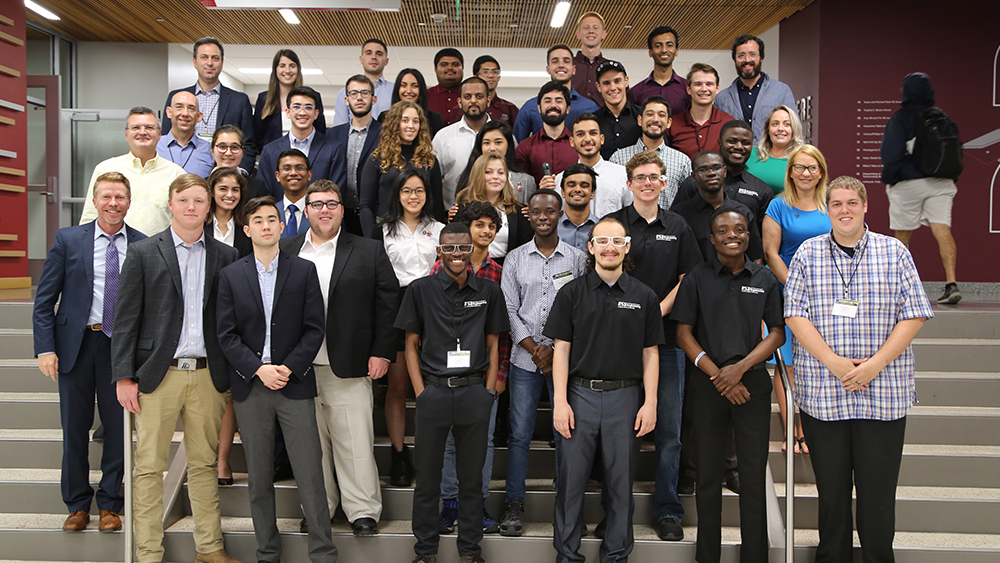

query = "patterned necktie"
[[285, 204, 298, 237], [102, 233, 122, 337]]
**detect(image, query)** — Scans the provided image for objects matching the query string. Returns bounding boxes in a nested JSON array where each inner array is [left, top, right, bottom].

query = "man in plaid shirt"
[[784, 176, 933, 563]]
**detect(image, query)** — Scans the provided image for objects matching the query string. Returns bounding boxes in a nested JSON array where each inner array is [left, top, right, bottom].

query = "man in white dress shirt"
[[433, 77, 491, 208], [554, 113, 631, 217]]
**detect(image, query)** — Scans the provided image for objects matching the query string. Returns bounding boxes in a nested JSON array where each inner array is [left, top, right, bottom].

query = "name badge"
[[832, 298, 859, 318], [447, 349, 471, 369], [177, 357, 198, 371], [552, 270, 573, 291]]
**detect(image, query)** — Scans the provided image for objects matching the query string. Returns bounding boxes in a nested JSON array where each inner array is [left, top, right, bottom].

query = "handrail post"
[[775, 349, 795, 563], [123, 408, 133, 563]]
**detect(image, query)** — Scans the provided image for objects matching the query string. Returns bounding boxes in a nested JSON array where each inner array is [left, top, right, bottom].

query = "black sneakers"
[[938, 283, 962, 305], [499, 500, 524, 536]]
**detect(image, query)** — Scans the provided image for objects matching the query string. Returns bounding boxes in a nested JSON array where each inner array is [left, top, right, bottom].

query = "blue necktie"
[[102, 233, 121, 337], [285, 204, 298, 237]]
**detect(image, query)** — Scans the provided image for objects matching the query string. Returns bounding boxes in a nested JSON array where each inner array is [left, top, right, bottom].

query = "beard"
[[642, 126, 665, 140], [350, 104, 372, 118], [542, 110, 565, 126], [739, 61, 761, 80]]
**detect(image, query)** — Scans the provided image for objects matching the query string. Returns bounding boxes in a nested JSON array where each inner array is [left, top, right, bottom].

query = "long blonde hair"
[[456, 152, 519, 215], [260, 49, 304, 120], [782, 144, 828, 213], [756, 104, 804, 162], [372, 101, 436, 172]]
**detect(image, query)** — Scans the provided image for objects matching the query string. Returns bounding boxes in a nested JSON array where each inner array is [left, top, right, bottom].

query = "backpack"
[[906, 107, 963, 179]]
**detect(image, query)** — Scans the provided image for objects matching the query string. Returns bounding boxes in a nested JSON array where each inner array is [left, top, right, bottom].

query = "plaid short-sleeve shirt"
[[784, 229, 933, 421]]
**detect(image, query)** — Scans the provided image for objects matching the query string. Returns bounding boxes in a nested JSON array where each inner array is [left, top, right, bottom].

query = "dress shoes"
[[99, 509, 122, 532], [63, 511, 90, 531], [352, 517, 379, 536]]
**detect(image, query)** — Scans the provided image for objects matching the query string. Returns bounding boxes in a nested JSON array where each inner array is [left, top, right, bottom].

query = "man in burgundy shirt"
[[428, 48, 464, 126], [515, 82, 579, 185], [472, 55, 518, 126], [572, 11, 608, 108], [629, 25, 691, 118], [668, 63, 735, 159]]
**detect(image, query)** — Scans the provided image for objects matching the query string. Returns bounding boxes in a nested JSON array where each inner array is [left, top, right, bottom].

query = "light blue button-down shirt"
[[332, 76, 394, 126], [557, 211, 600, 252], [255, 253, 279, 364], [288, 128, 317, 158], [156, 131, 215, 178], [171, 227, 207, 359]]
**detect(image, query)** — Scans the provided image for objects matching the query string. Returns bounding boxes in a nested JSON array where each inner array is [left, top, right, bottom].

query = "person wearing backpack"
[[881, 72, 963, 304]]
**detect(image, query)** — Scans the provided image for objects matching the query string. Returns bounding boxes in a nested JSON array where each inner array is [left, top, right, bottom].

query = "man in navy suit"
[[217, 196, 337, 563], [162, 37, 257, 171], [33, 172, 145, 533], [269, 148, 314, 238], [328, 75, 382, 236], [257, 86, 346, 201]]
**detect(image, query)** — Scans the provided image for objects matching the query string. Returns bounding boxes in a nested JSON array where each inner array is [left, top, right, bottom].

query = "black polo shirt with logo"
[[670, 257, 784, 370], [605, 205, 703, 347], [394, 268, 509, 378], [673, 168, 774, 228], [669, 192, 764, 262], [543, 270, 664, 381]]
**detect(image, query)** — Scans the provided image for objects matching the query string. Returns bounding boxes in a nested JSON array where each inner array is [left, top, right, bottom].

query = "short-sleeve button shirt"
[[395, 268, 509, 378], [671, 257, 784, 370], [605, 205, 704, 346], [544, 270, 664, 380]]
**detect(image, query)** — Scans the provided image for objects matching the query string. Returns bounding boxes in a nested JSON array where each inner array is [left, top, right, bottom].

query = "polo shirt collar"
[[538, 126, 571, 142], [587, 268, 630, 291], [434, 265, 482, 292], [710, 255, 752, 277], [646, 70, 681, 86]]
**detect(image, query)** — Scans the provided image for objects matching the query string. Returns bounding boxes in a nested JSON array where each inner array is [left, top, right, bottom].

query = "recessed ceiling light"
[[240, 68, 323, 75], [25, 1, 60, 20], [510, 24, 518, 28], [156, 18, 165, 22], [278, 9, 300, 25], [418, 22, 426, 26], [624, 25, 633, 29], [550, 2, 571, 28]]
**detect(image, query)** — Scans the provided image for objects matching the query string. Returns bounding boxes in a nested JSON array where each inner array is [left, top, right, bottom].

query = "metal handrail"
[[774, 348, 795, 563], [123, 409, 133, 563]]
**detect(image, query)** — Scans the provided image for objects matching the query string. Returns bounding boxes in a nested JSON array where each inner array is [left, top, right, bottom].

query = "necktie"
[[285, 204, 298, 237], [102, 233, 122, 338]]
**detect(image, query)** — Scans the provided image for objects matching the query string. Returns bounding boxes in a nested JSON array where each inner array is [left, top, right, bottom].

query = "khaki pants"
[[314, 364, 382, 521], [133, 367, 228, 563]]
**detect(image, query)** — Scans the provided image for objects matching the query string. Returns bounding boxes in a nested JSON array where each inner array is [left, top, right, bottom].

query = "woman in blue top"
[[747, 105, 804, 195], [763, 144, 831, 454]]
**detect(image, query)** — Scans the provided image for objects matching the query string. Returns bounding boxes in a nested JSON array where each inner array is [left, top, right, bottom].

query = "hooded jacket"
[[880, 73, 936, 185]]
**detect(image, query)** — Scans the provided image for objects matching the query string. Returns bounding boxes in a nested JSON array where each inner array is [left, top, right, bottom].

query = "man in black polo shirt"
[[594, 60, 642, 160], [672, 150, 763, 263], [394, 222, 509, 563], [672, 206, 784, 563], [672, 120, 772, 228], [605, 150, 701, 541], [545, 216, 664, 563]]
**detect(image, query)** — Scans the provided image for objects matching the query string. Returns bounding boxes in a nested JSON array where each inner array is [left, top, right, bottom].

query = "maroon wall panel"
[[0, 0, 28, 284]]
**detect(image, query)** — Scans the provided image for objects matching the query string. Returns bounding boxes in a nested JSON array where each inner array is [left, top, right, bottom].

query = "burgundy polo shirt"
[[428, 84, 462, 126], [629, 70, 691, 119], [573, 50, 607, 108], [514, 126, 578, 184], [668, 105, 736, 159]]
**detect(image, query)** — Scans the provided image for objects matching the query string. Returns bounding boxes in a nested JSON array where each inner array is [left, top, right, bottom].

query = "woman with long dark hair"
[[205, 166, 252, 258], [383, 68, 445, 136], [375, 167, 445, 486], [360, 101, 445, 236], [455, 121, 536, 205], [210, 125, 267, 201], [252, 49, 327, 148]]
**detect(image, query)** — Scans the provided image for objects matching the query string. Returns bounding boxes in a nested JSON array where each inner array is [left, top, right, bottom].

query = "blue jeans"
[[505, 363, 558, 502], [653, 346, 685, 521], [441, 395, 498, 499]]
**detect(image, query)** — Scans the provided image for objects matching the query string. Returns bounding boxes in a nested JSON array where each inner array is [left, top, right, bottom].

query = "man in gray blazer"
[[112, 173, 239, 563]]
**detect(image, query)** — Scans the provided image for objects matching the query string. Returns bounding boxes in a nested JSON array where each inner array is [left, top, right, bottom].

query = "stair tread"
[[774, 483, 1000, 500], [912, 338, 1000, 345]]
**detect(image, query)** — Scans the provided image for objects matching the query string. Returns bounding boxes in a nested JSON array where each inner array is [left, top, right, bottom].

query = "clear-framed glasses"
[[792, 164, 820, 174], [590, 236, 631, 247], [630, 174, 664, 184], [307, 200, 341, 210], [694, 164, 725, 175], [289, 104, 316, 113], [280, 165, 309, 173], [478, 69, 501, 77], [347, 90, 373, 99], [213, 143, 243, 153], [127, 125, 159, 133], [400, 187, 425, 197], [438, 243, 474, 254], [736, 52, 760, 61]]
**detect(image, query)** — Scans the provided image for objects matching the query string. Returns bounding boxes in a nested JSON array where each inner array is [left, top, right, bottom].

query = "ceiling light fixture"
[[550, 2, 571, 28], [278, 9, 300, 25], [25, 0, 60, 20]]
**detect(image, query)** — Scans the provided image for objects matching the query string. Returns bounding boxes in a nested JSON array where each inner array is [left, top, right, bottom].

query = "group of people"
[[31, 10, 960, 563]]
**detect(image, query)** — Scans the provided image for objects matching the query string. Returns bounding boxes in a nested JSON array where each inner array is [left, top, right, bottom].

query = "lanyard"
[[447, 285, 469, 350], [829, 234, 868, 299], [168, 142, 195, 170]]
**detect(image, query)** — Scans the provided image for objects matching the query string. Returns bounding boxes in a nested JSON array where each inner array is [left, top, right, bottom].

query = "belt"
[[424, 374, 484, 388], [570, 376, 640, 391], [170, 357, 207, 370], [86, 324, 103, 331]]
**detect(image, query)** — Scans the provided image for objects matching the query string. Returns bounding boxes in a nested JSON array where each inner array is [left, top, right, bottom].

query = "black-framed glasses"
[[214, 143, 243, 153], [792, 164, 820, 174], [347, 90, 373, 99], [307, 200, 341, 210], [438, 244, 474, 254]]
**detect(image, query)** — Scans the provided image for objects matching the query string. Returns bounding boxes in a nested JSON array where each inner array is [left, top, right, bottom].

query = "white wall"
[[77, 42, 169, 112]]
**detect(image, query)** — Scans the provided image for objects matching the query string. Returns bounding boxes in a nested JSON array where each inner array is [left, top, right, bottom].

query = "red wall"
[[0, 0, 27, 285], [780, 0, 1000, 282]]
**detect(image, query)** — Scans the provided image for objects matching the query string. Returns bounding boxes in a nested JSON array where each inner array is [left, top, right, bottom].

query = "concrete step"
[[919, 304, 1000, 340], [0, 302, 34, 330], [915, 372, 1000, 407], [0, 430, 178, 470], [911, 338, 1000, 373], [0, 362, 54, 394], [0, 330, 34, 361]]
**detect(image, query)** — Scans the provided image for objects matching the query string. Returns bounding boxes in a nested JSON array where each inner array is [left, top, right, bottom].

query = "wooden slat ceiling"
[[27, 0, 811, 50]]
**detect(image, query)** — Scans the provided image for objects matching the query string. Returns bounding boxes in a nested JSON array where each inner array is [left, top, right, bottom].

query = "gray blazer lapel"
[[156, 232, 183, 298]]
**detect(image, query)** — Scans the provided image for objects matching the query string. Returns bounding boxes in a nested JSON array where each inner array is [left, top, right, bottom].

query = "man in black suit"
[[257, 86, 347, 201], [328, 75, 383, 236], [111, 174, 239, 563], [281, 180, 399, 537], [162, 37, 257, 170], [33, 172, 145, 533], [217, 196, 337, 563]]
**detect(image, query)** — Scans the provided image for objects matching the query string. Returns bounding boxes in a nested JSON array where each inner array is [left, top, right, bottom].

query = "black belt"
[[570, 376, 640, 391], [170, 358, 208, 369], [424, 374, 484, 388]]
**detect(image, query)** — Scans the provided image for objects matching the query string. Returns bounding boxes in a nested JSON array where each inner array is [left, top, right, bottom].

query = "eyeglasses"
[[438, 244, 474, 254], [213, 143, 243, 153], [630, 174, 664, 184], [127, 125, 159, 133], [400, 187, 425, 196], [307, 200, 341, 210], [280, 165, 309, 173], [792, 164, 820, 174], [478, 69, 501, 76], [694, 164, 725, 175], [736, 52, 760, 61], [590, 236, 631, 247], [347, 90, 373, 99], [289, 104, 316, 113]]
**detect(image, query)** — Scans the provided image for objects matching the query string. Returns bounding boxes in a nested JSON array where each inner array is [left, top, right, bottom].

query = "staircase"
[[0, 291, 998, 562]]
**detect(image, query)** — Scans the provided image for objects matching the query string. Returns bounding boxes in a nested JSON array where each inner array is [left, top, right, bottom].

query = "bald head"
[[166, 91, 203, 137]]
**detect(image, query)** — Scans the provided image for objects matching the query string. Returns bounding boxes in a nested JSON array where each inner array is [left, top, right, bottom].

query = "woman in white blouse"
[[205, 167, 252, 257], [376, 166, 444, 485]]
